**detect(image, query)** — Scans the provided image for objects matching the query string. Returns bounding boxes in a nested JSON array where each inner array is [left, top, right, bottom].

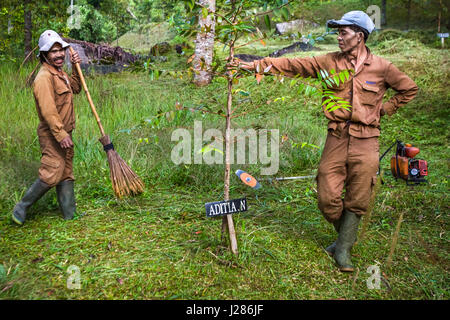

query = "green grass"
[[0, 33, 449, 300]]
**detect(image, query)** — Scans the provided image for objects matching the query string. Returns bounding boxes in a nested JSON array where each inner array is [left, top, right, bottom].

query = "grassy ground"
[[0, 32, 449, 299]]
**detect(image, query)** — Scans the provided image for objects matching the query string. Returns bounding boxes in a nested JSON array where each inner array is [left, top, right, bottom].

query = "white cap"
[[38, 30, 70, 53]]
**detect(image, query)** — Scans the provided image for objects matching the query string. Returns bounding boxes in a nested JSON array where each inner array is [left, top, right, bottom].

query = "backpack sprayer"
[[380, 140, 428, 185]]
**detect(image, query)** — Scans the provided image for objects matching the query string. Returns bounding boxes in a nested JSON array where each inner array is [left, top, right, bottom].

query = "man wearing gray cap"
[[238, 11, 418, 272], [12, 30, 82, 225]]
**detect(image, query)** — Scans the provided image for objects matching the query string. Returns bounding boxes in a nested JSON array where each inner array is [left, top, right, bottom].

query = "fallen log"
[[235, 41, 319, 62]]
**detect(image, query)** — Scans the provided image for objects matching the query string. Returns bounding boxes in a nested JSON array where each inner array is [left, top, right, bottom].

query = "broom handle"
[[69, 46, 106, 137]]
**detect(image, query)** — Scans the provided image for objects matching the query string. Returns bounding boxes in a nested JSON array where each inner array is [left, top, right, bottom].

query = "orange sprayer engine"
[[390, 141, 428, 184]]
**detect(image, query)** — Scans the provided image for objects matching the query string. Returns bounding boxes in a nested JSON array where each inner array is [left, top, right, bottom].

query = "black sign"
[[205, 198, 248, 218]]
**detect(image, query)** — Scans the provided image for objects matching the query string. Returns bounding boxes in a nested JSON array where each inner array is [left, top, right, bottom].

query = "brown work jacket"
[[253, 46, 419, 138], [33, 62, 81, 142]]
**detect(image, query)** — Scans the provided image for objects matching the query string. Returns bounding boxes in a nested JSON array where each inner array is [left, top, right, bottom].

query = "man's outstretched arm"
[[238, 56, 322, 79]]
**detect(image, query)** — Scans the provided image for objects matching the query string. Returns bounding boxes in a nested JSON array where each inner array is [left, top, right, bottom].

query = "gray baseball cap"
[[38, 30, 70, 53], [327, 11, 375, 34]]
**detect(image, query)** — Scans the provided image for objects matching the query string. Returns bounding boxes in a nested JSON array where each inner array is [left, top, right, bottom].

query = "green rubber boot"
[[12, 179, 51, 225], [325, 218, 342, 256], [56, 180, 76, 220], [333, 210, 361, 272]]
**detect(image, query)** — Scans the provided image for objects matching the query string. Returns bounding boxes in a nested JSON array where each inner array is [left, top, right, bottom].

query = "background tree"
[[192, 0, 216, 87], [381, 0, 387, 26], [23, 0, 32, 61]]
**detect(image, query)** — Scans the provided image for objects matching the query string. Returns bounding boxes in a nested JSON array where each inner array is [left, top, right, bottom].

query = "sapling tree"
[[132, 0, 353, 256], [196, 0, 352, 256]]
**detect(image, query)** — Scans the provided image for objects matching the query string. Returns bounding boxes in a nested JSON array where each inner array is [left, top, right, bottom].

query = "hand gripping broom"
[[69, 47, 144, 198]]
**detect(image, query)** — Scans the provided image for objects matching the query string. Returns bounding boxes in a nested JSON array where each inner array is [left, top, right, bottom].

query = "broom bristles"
[[107, 150, 145, 198], [100, 135, 144, 198]]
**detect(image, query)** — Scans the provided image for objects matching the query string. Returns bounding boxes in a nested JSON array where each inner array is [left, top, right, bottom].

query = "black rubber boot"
[[56, 180, 76, 220], [325, 218, 342, 256], [12, 179, 51, 225], [333, 210, 361, 272]]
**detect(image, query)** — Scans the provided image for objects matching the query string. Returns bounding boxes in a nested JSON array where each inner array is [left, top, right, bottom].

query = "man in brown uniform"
[[12, 30, 82, 225], [239, 11, 418, 271]]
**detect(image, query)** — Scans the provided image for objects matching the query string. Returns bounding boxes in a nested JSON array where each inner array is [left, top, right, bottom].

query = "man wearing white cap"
[[12, 30, 82, 225], [238, 11, 418, 272]]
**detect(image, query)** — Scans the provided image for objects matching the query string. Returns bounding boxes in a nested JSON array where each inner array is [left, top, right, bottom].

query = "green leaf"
[[281, 7, 290, 21], [317, 71, 322, 81], [344, 70, 350, 80], [235, 89, 250, 96], [202, 7, 208, 19], [321, 98, 332, 106], [290, 79, 297, 88], [325, 102, 336, 111], [198, 144, 223, 155], [305, 85, 311, 96], [188, 0, 194, 11], [333, 75, 340, 86], [264, 15, 271, 30]]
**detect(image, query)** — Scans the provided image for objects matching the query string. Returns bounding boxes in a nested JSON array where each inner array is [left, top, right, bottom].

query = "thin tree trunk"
[[24, 0, 33, 62], [193, 0, 216, 86], [437, 0, 442, 32], [381, 0, 387, 26], [221, 39, 238, 256], [406, 0, 412, 30]]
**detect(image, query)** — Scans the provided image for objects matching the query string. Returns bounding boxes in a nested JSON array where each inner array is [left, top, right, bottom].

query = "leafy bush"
[[68, 4, 117, 43]]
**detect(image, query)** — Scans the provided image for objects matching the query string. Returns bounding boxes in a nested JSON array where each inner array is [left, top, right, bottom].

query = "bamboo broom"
[[69, 47, 144, 198]]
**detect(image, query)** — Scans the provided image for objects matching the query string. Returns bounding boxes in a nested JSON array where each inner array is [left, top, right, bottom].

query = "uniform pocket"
[[54, 82, 70, 107], [39, 156, 62, 186], [361, 83, 379, 106]]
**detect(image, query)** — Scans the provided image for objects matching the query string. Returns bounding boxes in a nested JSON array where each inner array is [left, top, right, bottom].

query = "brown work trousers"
[[317, 124, 379, 222], [38, 134, 74, 187]]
